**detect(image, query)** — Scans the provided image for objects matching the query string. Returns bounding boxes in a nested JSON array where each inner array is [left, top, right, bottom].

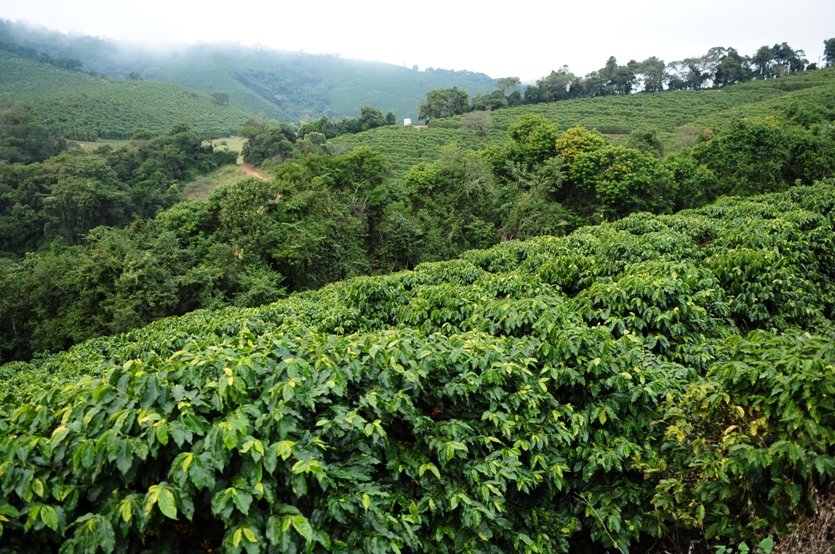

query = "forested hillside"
[[0, 20, 497, 123]]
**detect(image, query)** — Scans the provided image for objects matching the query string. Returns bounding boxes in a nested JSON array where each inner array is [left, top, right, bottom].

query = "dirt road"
[[241, 164, 269, 181]]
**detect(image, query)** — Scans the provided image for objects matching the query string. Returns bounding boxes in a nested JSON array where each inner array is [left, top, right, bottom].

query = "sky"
[[1, 0, 834, 80]]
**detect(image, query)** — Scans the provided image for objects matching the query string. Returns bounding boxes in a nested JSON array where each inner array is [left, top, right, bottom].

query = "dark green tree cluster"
[[0, 122, 236, 258], [825, 37, 835, 67], [0, 148, 390, 362], [297, 106, 396, 139], [241, 107, 397, 166], [0, 97, 67, 165], [421, 40, 826, 122], [0, 33, 83, 71], [418, 87, 470, 121]]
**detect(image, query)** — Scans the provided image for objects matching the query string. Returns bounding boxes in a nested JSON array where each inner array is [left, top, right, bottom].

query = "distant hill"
[[0, 20, 498, 123], [0, 50, 253, 139]]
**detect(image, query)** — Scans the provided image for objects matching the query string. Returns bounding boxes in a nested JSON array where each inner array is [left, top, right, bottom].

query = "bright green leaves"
[[265, 508, 319, 552], [1, 183, 835, 554], [441, 441, 468, 465], [145, 483, 179, 520], [212, 487, 253, 519], [419, 462, 441, 480]]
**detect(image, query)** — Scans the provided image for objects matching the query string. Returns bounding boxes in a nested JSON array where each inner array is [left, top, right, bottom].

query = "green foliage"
[[1, 184, 835, 552], [0, 124, 236, 256], [239, 119, 297, 165], [554, 126, 606, 164], [419, 87, 470, 121], [0, 96, 67, 164], [567, 145, 675, 220]]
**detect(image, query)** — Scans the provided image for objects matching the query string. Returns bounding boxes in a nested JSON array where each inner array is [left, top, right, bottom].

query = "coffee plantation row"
[[1, 182, 834, 552]]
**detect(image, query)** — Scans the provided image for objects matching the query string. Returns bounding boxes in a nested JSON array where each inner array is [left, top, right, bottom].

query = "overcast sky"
[[2, 0, 834, 80]]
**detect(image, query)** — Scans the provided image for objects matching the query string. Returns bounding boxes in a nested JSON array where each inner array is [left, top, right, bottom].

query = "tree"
[[554, 126, 606, 165], [751, 45, 776, 79], [418, 87, 469, 121], [128, 71, 141, 80], [569, 145, 674, 219], [693, 118, 790, 196], [636, 57, 667, 92], [460, 111, 492, 136], [713, 48, 750, 87], [537, 67, 575, 101], [359, 105, 387, 131], [470, 90, 508, 112], [824, 38, 835, 67], [497, 76, 521, 92], [506, 114, 559, 165], [210, 92, 230, 106]]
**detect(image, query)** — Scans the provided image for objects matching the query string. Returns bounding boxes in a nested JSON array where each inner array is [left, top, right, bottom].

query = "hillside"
[[1, 183, 834, 552], [0, 21, 498, 123], [335, 67, 835, 175], [0, 50, 253, 139]]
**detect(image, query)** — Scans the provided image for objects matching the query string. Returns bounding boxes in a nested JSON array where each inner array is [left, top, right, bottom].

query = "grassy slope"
[[181, 163, 251, 201], [0, 50, 253, 138], [336, 68, 835, 176]]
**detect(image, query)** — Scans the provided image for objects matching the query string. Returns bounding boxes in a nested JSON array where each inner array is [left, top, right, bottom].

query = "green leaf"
[[158, 487, 178, 519], [116, 440, 132, 475], [419, 463, 441, 479], [155, 421, 169, 446], [231, 488, 253, 516], [40, 505, 59, 531], [120, 500, 132, 523], [758, 537, 775, 554], [290, 515, 313, 542], [189, 455, 211, 491]]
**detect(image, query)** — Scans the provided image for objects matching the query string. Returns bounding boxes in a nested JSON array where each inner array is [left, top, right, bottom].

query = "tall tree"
[[418, 87, 469, 121], [751, 45, 776, 79], [537, 66, 575, 101], [497, 76, 521, 92], [713, 48, 750, 86], [636, 57, 667, 92], [826, 38, 835, 67]]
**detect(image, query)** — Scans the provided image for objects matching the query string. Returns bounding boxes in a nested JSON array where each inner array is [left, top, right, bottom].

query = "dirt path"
[[240, 163, 269, 181]]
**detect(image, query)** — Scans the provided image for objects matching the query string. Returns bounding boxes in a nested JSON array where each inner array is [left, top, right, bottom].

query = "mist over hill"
[[0, 19, 497, 123]]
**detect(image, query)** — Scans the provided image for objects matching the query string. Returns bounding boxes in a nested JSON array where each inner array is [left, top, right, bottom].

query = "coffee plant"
[[1, 183, 835, 552]]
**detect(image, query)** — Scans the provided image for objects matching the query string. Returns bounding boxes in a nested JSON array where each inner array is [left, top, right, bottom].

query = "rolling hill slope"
[[335, 67, 835, 175], [0, 21, 498, 123], [0, 50, 253, 139]]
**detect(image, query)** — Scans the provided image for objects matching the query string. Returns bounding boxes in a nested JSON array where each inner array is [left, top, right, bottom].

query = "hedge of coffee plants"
[[1, 182, 835, 553]]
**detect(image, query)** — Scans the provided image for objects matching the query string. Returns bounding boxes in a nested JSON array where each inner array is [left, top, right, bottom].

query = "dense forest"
[[1, 21, 835, 553]]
